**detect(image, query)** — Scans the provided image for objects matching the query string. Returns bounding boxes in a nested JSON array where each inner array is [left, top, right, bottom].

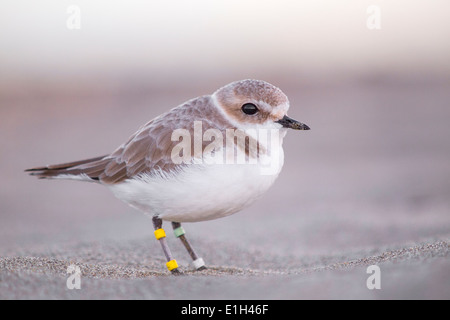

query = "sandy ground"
[[0, 238, 448, 299], [0, 77, 449, 299]]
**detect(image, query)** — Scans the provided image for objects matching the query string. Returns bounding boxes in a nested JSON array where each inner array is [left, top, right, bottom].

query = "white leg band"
[[192, 258, 205, 270]]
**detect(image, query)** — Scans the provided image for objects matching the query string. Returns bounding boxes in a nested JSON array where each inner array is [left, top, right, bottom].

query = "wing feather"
[[26, 95, 235, 184]]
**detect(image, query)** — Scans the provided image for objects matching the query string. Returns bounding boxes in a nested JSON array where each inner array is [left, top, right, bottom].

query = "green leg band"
[[173, 226, 186, 238]]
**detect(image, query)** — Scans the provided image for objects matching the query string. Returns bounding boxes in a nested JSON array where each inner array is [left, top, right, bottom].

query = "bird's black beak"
[[276, 115, 310, 130]]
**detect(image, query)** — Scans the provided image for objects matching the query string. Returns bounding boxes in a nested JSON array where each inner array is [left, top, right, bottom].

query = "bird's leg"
[[152, 216, 180, 274], [172, 222, 206, 271]]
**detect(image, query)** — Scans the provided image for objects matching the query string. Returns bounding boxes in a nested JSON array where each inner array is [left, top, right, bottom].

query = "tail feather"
[[25, 155, 110, 181]]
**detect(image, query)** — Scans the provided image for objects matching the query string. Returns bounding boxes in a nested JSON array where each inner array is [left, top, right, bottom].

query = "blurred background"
[[0, 0, 449, 298]]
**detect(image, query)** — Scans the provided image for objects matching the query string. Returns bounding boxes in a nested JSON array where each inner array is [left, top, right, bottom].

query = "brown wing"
[[98, 95, 236, 184], [26, 95, 254, 183]]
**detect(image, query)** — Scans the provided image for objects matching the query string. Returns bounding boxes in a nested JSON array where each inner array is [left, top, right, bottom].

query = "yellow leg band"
[[154, 228, 166, 240], [166, 259, 178, 271]]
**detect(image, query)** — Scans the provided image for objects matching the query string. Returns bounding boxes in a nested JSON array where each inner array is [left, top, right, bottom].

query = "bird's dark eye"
[[241, 103, 259, 115]]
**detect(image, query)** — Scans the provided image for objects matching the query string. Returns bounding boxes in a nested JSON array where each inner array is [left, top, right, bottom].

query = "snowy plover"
[[26, 79, 310, 274]]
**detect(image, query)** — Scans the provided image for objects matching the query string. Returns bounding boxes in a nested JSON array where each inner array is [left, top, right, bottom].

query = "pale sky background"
[[1, 0, 449, 83]]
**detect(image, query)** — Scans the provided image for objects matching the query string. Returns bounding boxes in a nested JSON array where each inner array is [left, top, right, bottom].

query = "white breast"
[[108, 147, 285, 223]]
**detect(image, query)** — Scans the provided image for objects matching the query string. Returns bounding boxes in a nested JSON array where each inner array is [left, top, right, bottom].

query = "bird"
[[25, 79, 310, 274]]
